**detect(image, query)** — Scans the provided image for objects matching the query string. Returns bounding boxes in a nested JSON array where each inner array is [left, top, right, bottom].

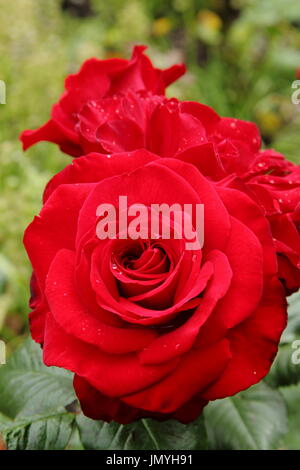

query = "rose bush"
[[24, 150, 286, 424]]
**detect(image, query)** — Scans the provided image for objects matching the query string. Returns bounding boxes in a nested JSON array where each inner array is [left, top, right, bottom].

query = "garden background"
[[0, 0, 300, 450]]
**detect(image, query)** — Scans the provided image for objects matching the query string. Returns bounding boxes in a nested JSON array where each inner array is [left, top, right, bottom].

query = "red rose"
[[20, 46, 185, 157], [24, 150, 286, 424], [242, 150, 300, 294]]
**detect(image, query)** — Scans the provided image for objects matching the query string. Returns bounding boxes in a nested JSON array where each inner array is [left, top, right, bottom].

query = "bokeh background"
[[1, 0, 300, 355]]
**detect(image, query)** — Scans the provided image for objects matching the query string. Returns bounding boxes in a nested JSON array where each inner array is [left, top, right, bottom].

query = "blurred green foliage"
[[0, 0, 300, 346]]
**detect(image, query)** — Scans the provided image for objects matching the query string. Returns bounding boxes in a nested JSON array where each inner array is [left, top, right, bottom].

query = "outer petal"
[[24, 184, 94, 342], [43, 313, 179, 398], [203, 277, 287, 400], [74, 375, 141, 424], [74, 374, 207, 424], [43, 150, 159, 202], [122, 339, 231, 414], [24, 184, 93, 290], [175, 143, 226, 181], [20, 119, 82, 157], [214, 117, 261, 152]]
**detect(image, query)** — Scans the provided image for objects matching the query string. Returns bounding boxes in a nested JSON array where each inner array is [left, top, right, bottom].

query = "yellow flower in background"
[[197, 9, 223, 32], [152, 17, 173, 37], [256, 110, 282, 136]]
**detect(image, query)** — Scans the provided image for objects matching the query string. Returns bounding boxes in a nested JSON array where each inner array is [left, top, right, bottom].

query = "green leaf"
[[0, 412, 74, 450], [65, 425, 84, 450], [280, 385, 300, 450], [0, 337, 76, 418], [204, 382, 288, 450], [265, 340, 300, 388], [281, 292, 300, 344], [76, 414, 207, 450], [0, 337, 77, 450]]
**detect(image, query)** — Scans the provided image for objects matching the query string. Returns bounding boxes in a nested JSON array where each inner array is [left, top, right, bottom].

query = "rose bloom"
[[20, 45, 185, 157], [24, 150, 286, 424], [241, 151, 300, 294]]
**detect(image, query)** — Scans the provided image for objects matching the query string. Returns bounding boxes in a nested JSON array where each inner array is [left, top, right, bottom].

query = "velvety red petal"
[[74, 374, 207, 424], [197, 216, 264, 349], [180, 101, 220, 134], [24, 184, 93, 290], [153, 159, 231, 251], [43, 150, 159, 202], [203, 277, 286, 400], [20, 119, 82, 157], [214, 117, 261, 152], [175, 143, 226, 180], [45, 248, 158, 353], [123, 339, 231, 414], [43, 313, 179, 397], [139, 250, 231, 365]]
